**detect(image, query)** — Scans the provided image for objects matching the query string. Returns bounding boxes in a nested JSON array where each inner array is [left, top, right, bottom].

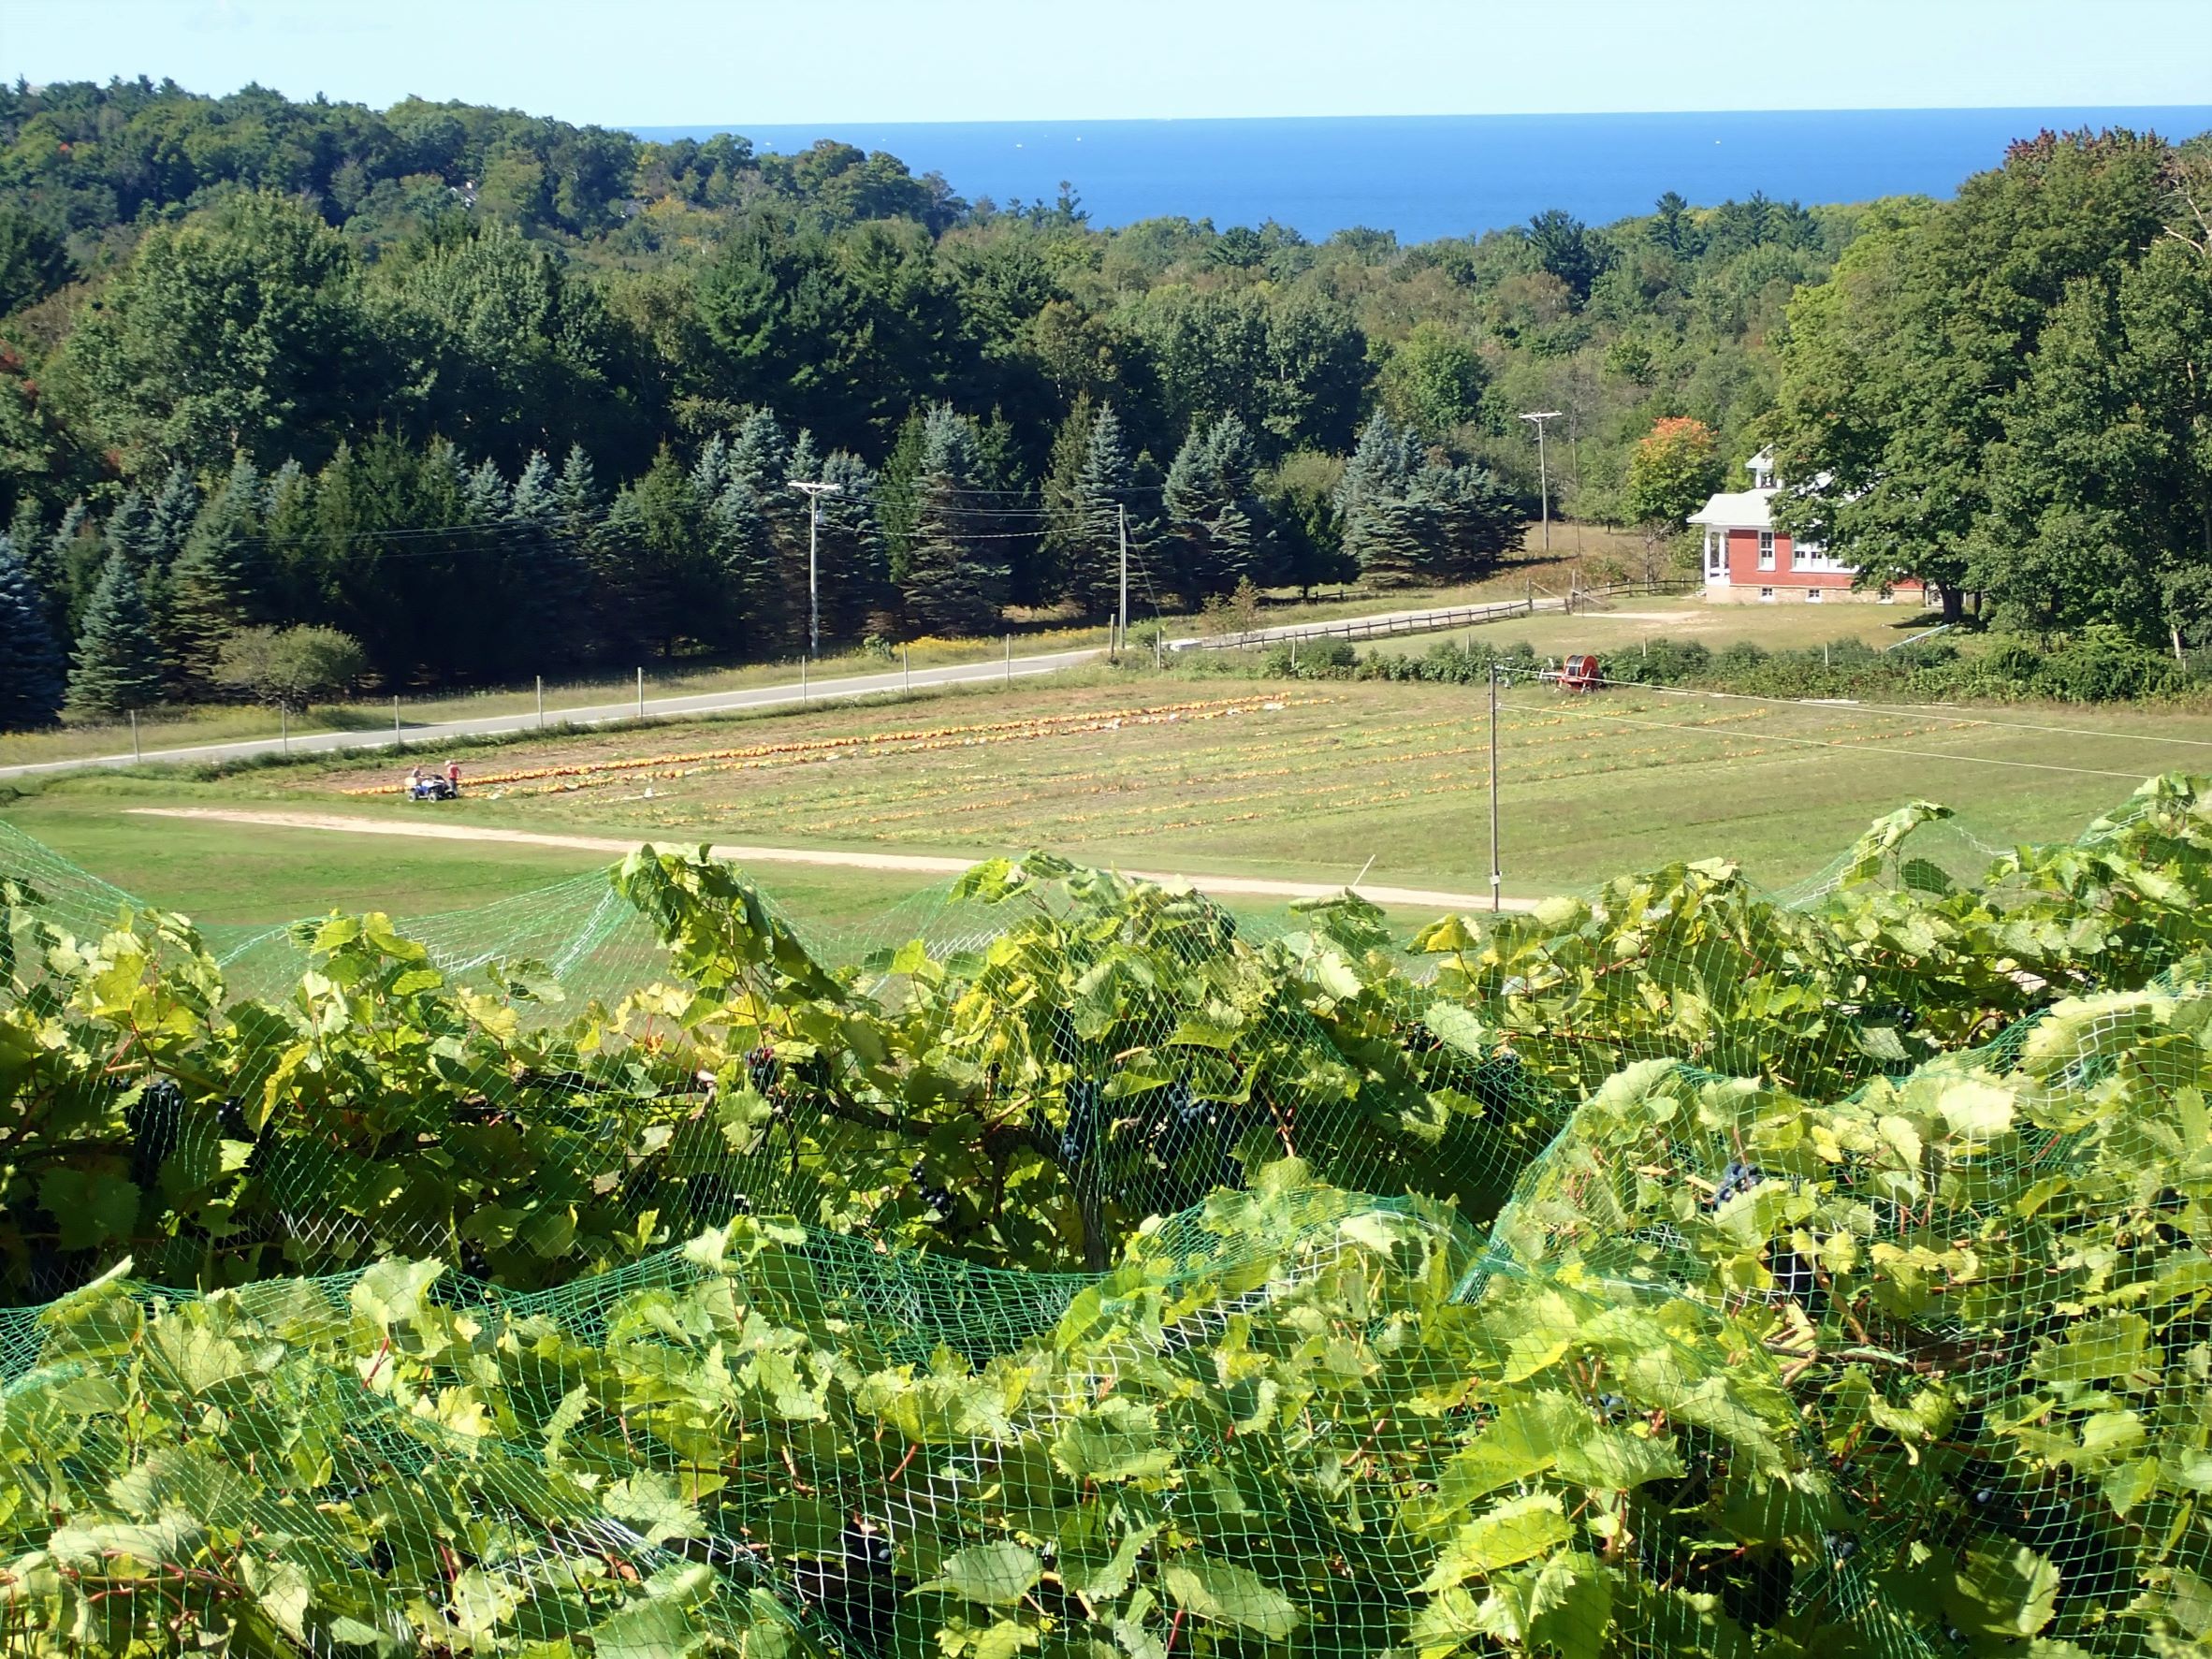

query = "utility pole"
[[1116, 502, 1129, 657], [1488, 662, 1502, 914], [1518, 411, 1562, 555], [789, 481, 843, 660]]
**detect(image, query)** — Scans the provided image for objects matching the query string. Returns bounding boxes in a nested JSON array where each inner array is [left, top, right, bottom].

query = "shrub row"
[[1259, 625, 2211, 703]]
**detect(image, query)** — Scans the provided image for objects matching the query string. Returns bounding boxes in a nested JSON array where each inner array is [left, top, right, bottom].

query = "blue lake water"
[[631, 108, 2212, 242]]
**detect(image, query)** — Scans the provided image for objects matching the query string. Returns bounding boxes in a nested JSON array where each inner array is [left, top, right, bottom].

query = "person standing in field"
[[444, 759, 461, 794]]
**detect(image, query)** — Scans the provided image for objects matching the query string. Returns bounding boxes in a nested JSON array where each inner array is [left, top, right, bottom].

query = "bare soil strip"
[[125, 808, 1529, 914]]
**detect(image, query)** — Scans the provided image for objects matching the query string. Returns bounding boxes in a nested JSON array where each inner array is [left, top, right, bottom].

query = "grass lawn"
[[1356, 591, 1940, 663], [9, 631, 2203, 953], [263, 670, 2208, 891]]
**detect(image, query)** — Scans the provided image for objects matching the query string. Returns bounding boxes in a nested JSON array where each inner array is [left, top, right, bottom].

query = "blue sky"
[[8, 0, 2208, 125]]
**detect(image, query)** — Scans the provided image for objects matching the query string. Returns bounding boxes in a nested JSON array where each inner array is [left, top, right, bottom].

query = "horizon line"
[[618, 102, 2212, 133]]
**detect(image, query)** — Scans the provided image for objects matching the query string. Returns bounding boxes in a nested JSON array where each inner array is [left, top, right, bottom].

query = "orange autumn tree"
[[1623, 415, 1724, 577]]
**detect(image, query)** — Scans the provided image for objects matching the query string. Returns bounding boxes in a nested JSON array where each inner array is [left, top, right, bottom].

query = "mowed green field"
[[8, 649, 2203, 949]]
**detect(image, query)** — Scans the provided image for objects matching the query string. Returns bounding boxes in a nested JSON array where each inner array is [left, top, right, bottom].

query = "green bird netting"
[[2, 774, 2210, 1656]]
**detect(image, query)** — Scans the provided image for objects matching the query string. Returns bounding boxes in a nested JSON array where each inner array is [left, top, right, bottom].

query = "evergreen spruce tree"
[[726, 409, 791, 496], [66, 553, 167, 718], [1335, 413, 1432, 587], [877, 409, 930, 580], [260, 461, 313, 621], [689, 433, 730, 502], [462, 458, 511, 523], [1162, 425, 1219, 603], [169, 455, 269, 685], [26, 501, 78, 642], [818, 449, 887, 645], [900, 405, 1007, 638], [104, 490, 153, 574], [727, 409, 801, 647], [787, 429, 823, 490], [1162, 415, 1272, 600], [7, 498, 42, 565], [0, 535, 65, 730], [553, 444, 600, 526], [1200, 415, 1270, 590], [507, 450, 590, 668], [1041, 394, 1097, 606], [1068, 401, 1155, 618], [706, 476, 777, 653], [1416, 461, 1523, 580], [144, 463, 199, 575]]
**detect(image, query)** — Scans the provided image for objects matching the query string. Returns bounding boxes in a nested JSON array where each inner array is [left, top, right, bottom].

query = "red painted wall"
[[1721, 529, 1920, 591]]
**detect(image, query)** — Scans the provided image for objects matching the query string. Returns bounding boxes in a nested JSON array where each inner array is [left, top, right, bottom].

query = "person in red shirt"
[[444, 759, 461, 795]]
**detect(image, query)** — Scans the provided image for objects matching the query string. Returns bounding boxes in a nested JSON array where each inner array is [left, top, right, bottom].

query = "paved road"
[[0, 648, 1103, 782], [129, 808, 1536, 914]]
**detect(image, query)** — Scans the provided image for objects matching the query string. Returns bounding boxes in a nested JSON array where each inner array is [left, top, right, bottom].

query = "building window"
[[1704, 531, 1723, 577], [1806, 588, 1823, 603], [1759, 586, 1776, 603], [1757, 531, 1776, 570]]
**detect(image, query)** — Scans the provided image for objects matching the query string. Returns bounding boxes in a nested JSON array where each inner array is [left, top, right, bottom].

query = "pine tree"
[[260, 461, 313, 620], [0, 535, 65, 730], [1200, 415, 1270, 590], [1068, 401, 1155, 618], [66, 553, 167, 718], [1162, 425, 1219, 603], [7, 498, 42, 565], [900, 405, 1006, 639], [690, 433, 730, 502], [724, 410, 804, 647], [144, 463, 199, 575], [25, 500, 78, 642], [462, 458, 511, 523], [877, 409, 930, 579], [1162, 415, 1272, 601], [104, 490, 153, 574], [788, 429, 823, 487], [1041, 394, 1097, 605], [1336, 413, 1432, 587], [818, 449, 887, 645], [169, 455, 269, 684], [1416, 461, 1523, 580], [507, 450, 590, 668], [706, 476, 777, 653], [554, 444, 600, 525]]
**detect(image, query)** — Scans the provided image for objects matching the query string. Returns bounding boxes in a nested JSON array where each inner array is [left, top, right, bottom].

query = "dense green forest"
[[0, 77, 2204, 724]]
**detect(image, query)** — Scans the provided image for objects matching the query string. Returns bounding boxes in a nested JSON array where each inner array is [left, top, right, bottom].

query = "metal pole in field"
[[801, 657, 808, 706], [1488, 663, 1502, 914], [636, 667, 645, 721], [536, 675, 545, 728], [789, 481, 842, 660], [1005, 634, 1011, 684], [129, 710, 140, 762], [1518, 411, 1561, 555], [1117, 502, 1129, 654], [902, 644, 910, 693], [393, 696, 400, 748], [281, 705, 288, 754]]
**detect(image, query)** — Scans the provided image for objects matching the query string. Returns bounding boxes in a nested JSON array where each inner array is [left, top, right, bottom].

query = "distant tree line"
[[3, 78, 2204, 725]]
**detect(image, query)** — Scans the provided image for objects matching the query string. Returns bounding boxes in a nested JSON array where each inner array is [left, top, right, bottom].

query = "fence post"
[[636, 667, 645, 721], [130, 709, 140, 762], [536, 675, 545, 729], [393, 696, 400, 748], [801, 657, 808, 706], [902, 644, 910, 693], [281, 705, 288, 754], [1005, 634, 1012, 684]]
